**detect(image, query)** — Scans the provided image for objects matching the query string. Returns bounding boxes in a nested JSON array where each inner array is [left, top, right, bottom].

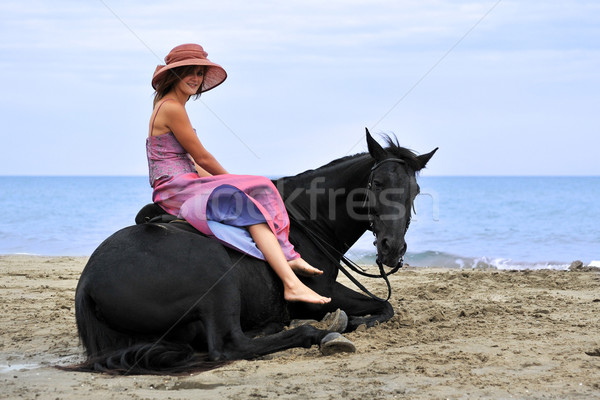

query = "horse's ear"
[[366, 128, 386, 161], [416, 147, 439, 170]]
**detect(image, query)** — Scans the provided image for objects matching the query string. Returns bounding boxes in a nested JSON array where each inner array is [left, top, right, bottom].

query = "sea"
[[0, 176, 598, 270]]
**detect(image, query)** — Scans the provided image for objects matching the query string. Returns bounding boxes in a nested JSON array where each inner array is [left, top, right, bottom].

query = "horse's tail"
[[61, 289, 227, 375], [63, 341, 226, 375]]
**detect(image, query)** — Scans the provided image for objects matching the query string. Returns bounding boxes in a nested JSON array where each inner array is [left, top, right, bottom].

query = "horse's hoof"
[[320, 332, 356, 356], [287, 319, 319, 330], [287, 309, 348, 333], [321, 309, 348, 333]]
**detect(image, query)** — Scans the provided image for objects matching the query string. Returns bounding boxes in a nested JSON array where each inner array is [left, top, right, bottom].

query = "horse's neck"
[[280, 154, 373, 254]]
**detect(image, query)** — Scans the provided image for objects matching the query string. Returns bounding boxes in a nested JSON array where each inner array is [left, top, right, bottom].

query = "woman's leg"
[[248, 223, 331, 304], [288, 258, 324, 276]]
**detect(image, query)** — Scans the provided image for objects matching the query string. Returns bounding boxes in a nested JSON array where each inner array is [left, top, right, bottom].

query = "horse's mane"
[[300, 133, 422, 175], [378, 134, 423, 172]]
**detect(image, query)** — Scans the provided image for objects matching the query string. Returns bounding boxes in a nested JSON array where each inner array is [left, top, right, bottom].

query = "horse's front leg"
[[200, 298, 336, 361], [328, 282, 394, 331], [227, 325, 335, 359], [204, 315, 332, 360]]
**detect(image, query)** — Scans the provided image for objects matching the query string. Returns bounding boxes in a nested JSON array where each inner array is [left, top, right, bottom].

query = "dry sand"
[[1, 255, 599, 399]]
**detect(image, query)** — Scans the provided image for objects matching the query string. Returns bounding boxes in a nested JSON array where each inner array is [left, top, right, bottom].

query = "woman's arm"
[[190, 156, 213, 177], [163, 102, 228, 175]]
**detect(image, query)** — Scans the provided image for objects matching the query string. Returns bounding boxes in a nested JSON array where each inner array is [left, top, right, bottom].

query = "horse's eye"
[[372, 180, 383, 189]]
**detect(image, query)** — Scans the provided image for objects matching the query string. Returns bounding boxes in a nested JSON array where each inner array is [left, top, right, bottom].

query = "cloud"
[[1, 0, 599, 175]]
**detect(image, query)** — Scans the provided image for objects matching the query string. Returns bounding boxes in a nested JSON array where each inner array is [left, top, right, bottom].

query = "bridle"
[[364, 157, 412, 268], [364, 157, 408, 231], [288, 157, 410, 302]]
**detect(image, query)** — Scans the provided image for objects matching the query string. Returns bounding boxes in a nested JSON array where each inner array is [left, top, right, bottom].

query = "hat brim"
[[152, 59, 227, 93]]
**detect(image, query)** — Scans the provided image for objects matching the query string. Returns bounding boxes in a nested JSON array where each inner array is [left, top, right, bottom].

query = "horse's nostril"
[[380, 238, 390, 254], [400, 243, 407, 256], [379, 238, 407, 258]]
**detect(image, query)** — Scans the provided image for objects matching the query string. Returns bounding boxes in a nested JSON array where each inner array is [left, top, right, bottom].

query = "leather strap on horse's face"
[[371, 158, 406, 171], [362, 158, 406, 223], [364, 158, 408, 271]]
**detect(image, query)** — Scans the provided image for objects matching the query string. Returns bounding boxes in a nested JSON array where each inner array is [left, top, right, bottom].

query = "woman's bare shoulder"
[[158, 99, 186, 114]]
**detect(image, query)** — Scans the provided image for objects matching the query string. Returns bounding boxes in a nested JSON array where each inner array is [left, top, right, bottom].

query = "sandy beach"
[[1, 255, 599, 399]]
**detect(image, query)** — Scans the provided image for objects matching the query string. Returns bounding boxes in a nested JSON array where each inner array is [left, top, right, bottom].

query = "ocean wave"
[[344, 249, 575, 271]]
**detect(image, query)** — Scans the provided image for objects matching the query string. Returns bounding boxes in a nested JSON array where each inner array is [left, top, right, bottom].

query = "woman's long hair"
[[153, 66, 205, 106]]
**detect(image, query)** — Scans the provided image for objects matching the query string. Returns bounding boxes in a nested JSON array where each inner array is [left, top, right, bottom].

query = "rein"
[[288, 157, 408, 303], [288, 211, 392, 302], [364, 157, 409, 269]]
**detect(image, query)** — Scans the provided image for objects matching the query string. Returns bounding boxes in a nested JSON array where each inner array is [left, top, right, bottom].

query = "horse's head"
[[365, 128, 437, 267]]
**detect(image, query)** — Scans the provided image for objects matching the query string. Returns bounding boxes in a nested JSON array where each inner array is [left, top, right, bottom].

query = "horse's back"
[[81, 223, 233, 282], [77, 223, 238, 332]]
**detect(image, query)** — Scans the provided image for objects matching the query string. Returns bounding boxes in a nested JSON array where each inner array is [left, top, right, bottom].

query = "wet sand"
[[1, 255, 599, 399]]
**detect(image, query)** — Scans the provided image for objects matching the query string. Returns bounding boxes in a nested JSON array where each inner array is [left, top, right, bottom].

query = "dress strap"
[[149, 98, 175, 137]]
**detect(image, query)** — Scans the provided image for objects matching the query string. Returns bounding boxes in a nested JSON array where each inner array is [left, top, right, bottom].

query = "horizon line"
[[1, 174, 599, 178]]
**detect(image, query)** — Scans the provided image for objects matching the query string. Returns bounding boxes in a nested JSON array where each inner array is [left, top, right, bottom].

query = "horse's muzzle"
[[376, 237, 406, 268]]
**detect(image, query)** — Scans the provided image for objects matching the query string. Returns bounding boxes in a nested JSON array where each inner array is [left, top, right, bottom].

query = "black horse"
[[71, 129, 436, 374]]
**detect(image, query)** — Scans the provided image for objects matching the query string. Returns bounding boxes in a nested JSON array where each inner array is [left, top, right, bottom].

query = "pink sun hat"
[[152, 43, 227, 92]]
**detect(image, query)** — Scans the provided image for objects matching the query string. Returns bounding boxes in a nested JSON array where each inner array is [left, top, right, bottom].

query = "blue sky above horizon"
[[1, 0, 599, 176]]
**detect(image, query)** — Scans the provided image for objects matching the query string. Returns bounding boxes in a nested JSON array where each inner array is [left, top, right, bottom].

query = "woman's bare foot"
[[284, 282, 331, 304], [289, 258, 324, 277]]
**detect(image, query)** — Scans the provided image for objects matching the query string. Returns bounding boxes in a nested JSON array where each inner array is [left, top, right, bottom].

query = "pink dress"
[[146, 131, 300, 261]]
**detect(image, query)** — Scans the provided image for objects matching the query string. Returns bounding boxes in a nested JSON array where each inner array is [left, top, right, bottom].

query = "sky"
[[1, 0, 599, 176]]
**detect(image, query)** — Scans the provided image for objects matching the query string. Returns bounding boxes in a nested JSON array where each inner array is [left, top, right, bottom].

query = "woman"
[[147, 43, 330, 305]]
